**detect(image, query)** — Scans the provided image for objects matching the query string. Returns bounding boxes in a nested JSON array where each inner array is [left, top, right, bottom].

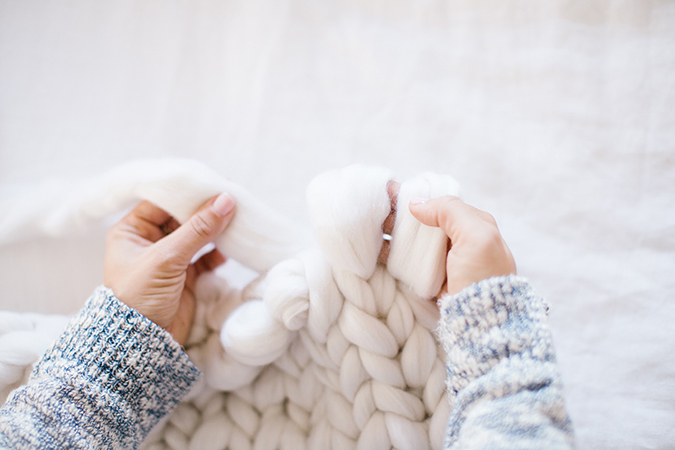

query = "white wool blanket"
[[2, 3, 674, 447], [0, 160, 460, 450]]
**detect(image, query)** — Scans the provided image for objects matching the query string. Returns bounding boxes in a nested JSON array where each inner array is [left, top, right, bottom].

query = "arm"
[[0, 287, 200, 449], [437, 276, 574, 449], [408, 196, 575, 450], [0, 192, 236, 449]]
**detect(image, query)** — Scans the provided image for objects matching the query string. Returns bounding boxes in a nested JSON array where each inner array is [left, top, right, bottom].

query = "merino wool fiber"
[[0, 160, 461, 450]]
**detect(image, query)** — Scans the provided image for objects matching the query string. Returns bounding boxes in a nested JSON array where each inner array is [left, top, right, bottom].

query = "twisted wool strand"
[[0, 161, 460, 450], [0, 312, 71, 404]]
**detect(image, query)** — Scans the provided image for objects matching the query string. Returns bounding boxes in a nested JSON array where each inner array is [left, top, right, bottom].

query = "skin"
[[104, 193, 236, 345], [378, 181, 516, 296], [408, 195, 517, 296], [103, 185, 515, 345]]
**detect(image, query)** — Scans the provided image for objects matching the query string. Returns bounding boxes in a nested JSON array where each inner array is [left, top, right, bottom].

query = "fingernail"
[[212, 193, 235, 216], [409, 197, 427, 206]]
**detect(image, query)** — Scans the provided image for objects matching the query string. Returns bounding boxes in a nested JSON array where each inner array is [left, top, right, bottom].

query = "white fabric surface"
[[0, 1, 673, 449]]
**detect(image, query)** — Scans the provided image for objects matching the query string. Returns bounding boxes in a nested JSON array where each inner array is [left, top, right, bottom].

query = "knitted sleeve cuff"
[[29, 286, 201, 444], [436, 275, 555, 395]]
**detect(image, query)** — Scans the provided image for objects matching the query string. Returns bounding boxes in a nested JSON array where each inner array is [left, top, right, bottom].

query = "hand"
[[104, 193, 236, 345], [377, 181, 400, 265], [409, 196, 516, 296]]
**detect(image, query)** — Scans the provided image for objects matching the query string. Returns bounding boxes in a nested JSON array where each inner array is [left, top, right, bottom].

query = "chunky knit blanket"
[[0, 160, 460, 450]]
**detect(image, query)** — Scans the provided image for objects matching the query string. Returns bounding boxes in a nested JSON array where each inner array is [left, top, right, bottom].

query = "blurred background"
[[1, 1, 674, 448]]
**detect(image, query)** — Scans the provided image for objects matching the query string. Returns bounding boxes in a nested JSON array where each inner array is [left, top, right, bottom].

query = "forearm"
[[438, 276, 574, 450], [0, 286, 201, 449]]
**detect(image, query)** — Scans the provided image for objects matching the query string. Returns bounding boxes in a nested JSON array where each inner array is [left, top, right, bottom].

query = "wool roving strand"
[[0, 313, 71, 404], [161, 165, 460, 450], [0, 161, 461, 450], [0, 159, 311, 274]]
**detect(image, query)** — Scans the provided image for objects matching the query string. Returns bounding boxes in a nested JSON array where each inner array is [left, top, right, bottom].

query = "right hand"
[[409, 196, 516, 297]]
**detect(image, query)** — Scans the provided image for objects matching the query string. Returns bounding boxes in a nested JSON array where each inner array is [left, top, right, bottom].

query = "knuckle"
[[105, 227, 116, 243], [470, 226, 502, 249], [439, 195, 460, 208], [106, 225, 123, 244], [152, 246, 182, 269], [483, 227, 503, 244], [189, 214, 214, 240], [435, 195, 459, 216], [482, 212, 497, 225]]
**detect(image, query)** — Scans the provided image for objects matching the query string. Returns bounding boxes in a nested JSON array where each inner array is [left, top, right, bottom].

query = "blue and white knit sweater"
[[0, 276, 574, 449], [439, 277, 574, 449]]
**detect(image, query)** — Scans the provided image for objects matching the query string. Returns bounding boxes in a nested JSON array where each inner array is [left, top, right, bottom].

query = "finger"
[[167, 290, 196, 346], [184, 264, 198, 292], [503, 241, 517, 275], [193, 248, 227, 276], [382, 180, 400, 237], [129, 201, 174, 226], [378, 180, 400, 265], [408, 196, 481, 241], [159, 193, 236, 266], [121, 201, 175, 243], [160, 217, 181, 236], [186, 248, 227, 292], [438, 279, 448, 297]]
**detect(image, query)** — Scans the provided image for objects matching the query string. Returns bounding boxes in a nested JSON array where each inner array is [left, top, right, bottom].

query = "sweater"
[[0, 276, 574, 449], [437, 277, 574, 449]]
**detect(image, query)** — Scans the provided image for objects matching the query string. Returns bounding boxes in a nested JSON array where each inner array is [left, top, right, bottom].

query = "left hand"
[[104, 193, 236, 345]]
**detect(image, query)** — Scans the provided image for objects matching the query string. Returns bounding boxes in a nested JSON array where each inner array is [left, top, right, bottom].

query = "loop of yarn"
[[0, 161, 461, 450], [387, 173, 460, 299], [0, 312, 71, 403], [0, 159, 311, 274], [306, 165, 393, 279]]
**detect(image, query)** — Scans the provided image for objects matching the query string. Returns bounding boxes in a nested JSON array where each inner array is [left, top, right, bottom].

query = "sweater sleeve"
[[437, 276, 575, 450], [0, 286, 201, 450]]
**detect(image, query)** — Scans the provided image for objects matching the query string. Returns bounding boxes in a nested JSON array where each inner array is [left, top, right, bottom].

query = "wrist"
[[436, 276, 553, 392], [31, 286, 201, 441]]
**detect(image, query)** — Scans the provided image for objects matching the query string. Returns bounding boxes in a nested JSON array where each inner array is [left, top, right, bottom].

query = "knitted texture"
[[129, 164, 458, 450], [138, 267, 451, 450], [0, 277, 575, 450], [0, 287, 200, 449], [0, 312, 71, 404], [0, 162, 460, 450], [0, 161, 573, 450], [437, 276, 574, 449]]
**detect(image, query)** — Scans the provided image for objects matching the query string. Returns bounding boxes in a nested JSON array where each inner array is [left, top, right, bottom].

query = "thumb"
[[408, 195, 466, 240], [161, 193, 236, 266], [409, 195, 487, 243], [408, 195, 484, 242]]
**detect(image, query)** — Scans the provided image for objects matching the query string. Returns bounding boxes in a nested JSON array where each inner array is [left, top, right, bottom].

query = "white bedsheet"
[[0, 1, 673, 448]]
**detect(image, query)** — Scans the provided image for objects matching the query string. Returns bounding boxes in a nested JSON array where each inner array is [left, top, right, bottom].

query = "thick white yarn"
[[0, 312, 71, 404], [0, 160, 460, 450]]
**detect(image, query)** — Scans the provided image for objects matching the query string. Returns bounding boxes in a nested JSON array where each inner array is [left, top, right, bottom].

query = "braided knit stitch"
[[0, 161, 573, 449], [143, 165, 458, 450], [0, 161, 460, 450], [0, 276, 575, 450]]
